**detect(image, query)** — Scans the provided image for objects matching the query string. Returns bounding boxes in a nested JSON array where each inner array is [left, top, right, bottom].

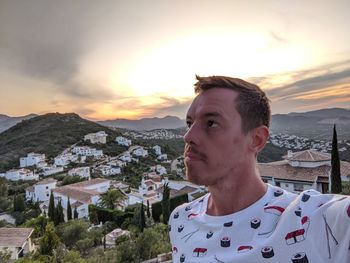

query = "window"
[[294, 183, 304, 192]]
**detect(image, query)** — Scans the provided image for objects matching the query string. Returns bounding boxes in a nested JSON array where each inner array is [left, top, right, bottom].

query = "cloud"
[[0, 1, 117, 102]]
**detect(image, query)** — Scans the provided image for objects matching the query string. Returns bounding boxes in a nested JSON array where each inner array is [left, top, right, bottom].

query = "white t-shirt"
[[169, 184, 350, 263]]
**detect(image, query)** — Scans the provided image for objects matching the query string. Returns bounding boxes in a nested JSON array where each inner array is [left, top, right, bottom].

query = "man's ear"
[[249, 126, 269, 154]]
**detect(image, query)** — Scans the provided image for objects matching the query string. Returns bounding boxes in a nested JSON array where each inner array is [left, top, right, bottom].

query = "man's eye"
[[186, 121, 192, 129], [207, 120, 217, 128]]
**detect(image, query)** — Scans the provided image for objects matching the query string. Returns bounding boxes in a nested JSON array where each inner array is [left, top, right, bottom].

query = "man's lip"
[[185, 152, 204, 160]]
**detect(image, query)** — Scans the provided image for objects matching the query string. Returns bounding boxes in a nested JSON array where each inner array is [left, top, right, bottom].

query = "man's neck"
[[206, 167, 267, 216]]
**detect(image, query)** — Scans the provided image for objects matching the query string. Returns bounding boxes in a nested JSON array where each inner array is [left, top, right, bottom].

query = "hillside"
[[271, 108, 350, 140], [0, 113, 37, 133], [98, 115, 185, 131], [0, 113, 123, 172]]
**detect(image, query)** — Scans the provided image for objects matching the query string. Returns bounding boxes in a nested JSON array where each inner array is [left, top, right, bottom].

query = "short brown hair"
[[194, 75, 270, 133]]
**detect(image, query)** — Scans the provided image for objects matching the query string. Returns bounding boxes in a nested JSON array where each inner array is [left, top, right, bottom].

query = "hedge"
[[151, 194, 188, 222], [88, 205, 134, 226]]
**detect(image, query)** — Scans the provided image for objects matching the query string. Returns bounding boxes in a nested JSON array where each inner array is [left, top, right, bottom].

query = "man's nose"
[[184, 123, 198, 145]]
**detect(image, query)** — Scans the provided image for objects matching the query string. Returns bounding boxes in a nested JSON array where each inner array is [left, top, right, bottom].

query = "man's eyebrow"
[[203, 112, 221, 118]]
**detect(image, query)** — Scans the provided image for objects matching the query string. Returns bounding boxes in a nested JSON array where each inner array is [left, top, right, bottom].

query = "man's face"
[[184, 88, 252, 186]]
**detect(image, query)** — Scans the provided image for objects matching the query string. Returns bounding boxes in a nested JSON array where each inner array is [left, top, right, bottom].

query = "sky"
[[0, 0, 349, 121]]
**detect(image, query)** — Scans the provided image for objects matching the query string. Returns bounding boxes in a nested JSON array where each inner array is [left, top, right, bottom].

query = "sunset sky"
[[0, 0, 349, 120]]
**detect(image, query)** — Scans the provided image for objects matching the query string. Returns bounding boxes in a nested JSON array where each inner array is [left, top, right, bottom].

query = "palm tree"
[[98, 189, 127, 210]]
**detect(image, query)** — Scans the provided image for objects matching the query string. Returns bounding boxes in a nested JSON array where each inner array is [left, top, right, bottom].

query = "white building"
[[259, 149, 350, 193], [150, 165, 167, 175], [84, 131, 108, 144], [0, 228, 35, 260], [95, 165, 121, 176], [118, 152, 131, 163], [3, 168, 38, 181], [153, 145, 162, 156], [54, 153, 80, 166], [20, 153, 46, 168], [157, 154, 168, 161], [68, 166, 91, 179], [116, 136, 132, 147], [155, 180, 205, 202], [41, 166, 64, 177], [53, 178, 111, 219], [72, 146, 103, 158], [132, 146, 148, 157], [26, 178, 57, 202]]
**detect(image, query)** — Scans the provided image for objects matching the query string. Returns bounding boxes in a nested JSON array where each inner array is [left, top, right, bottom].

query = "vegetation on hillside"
[[0, 113, 123, 172]]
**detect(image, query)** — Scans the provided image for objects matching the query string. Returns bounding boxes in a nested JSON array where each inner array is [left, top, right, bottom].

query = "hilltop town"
[[0, 124, 350, 262]]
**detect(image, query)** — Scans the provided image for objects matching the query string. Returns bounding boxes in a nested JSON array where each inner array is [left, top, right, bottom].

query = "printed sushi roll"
[[294, 207, 302, 217], [250, 218, 261, 229], [220, 236, 231, 247], [185, 205, 192, 211], [237, 245, 253, 253], [174, 211, 179, 219], [261, 246, 274, 258], [180, 254, 186, 263], [206, 231, 213, 239], [274, 189, 283, 197], [178, 225, 184, 232], [223, 221, 233, 227], [301, 194, 310, 202], [291, 252, 309, 263], [168, 225, 171, 232]]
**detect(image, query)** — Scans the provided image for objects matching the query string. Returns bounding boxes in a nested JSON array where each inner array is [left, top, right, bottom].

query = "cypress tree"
[[39, 222, 60, 255], [54, 200, 64, 225], [161, 183, 170, 224], [67, 197, 72, 220], [74, 207, 79, 219], [48, 190, 55, 221], [13, 195, 17, 212], [331, 124, 342, 193], [16, 195, 25, 212], [140, 202, 146, 232], [146, 200, 151, 218]]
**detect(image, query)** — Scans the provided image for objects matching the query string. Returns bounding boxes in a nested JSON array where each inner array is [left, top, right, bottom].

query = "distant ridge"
[[0, 113, 38, 133], [271, 108, 350, 139], [0, 113, 121, 172], [98, 115, 185, 131]]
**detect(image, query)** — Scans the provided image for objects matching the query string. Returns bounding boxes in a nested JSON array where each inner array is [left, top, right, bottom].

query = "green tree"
[[98, 189, 126, 210], [136, 223, 171, 261], [331, 124, 342, 193], [0, 248, 11, 262], [40, 222, 60, 255], [161, 183, 170, 224], [67, 197, 72, 221], [54, 200, 65, 226], [0, 177, 8, 197], [48, 190, 55, 221], [13, 194, 25, 212], [140, 202, 146, 232], [146, 200, 151, 218], [74, 207, 79, 219], [57, 219, 90, 249], [23, 215, 48, 238]]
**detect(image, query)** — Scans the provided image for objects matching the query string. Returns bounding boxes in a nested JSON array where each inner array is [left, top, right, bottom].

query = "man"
[[169, 76, 350, 263]]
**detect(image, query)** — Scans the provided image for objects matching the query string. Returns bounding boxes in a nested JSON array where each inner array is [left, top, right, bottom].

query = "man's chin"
[[186, 171, 207, 186]]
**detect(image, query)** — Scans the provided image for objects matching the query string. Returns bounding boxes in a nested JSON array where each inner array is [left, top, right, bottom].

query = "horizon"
[[0, 1, 349, 120], [2, 106, 350, 122]]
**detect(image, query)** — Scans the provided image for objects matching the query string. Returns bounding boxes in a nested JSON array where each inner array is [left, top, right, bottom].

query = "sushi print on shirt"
[[169, 184, 350, 263]]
